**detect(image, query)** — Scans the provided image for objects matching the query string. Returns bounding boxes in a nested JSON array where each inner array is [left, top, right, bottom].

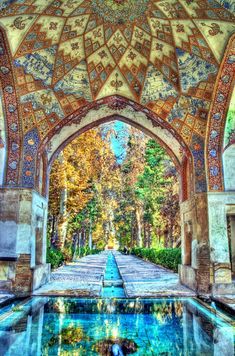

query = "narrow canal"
[[102, 252, 126, 298]]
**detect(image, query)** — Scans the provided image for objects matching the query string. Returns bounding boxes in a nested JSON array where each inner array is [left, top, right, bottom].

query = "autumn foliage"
[[47, 122, 180, 262]]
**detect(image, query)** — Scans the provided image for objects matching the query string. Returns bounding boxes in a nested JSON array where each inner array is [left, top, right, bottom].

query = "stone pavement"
[[0, 292, 15, 307], [33, 251, 195, 297], [212, 295, 235, 313], [114, 252, 196, 297], [33, 253, 108, 297]]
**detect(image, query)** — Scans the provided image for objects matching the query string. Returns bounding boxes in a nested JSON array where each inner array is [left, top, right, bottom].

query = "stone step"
[[0, 280, 12, 291], [103, 279, 123, 287]]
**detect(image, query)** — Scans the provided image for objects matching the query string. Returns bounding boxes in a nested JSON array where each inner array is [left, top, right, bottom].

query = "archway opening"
[[46, 120, 181, 269]]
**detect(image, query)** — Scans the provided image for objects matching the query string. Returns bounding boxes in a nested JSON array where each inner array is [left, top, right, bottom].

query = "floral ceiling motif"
[[91, 0, 150, 25], [0, 0, 235, 145]]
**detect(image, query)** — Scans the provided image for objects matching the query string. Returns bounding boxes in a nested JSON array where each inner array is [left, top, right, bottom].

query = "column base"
[[32, 263, 51, 290], [179, 264, 210, 294], [211, 283, 235, 296], [12, 254, 50, 295]]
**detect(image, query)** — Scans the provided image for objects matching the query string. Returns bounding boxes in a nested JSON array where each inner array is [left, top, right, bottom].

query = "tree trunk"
[[136, 207, 142, 247], [89, 220, 92, 249], [78, 231, 82, 256], [50, 215, 56, 244], [131, 221, 134, 248], [147, 223, 151, 248], [164, 229, 168, 248], [72, 234, 78, 261], [56, 187, 68, 250], [143, 222, 147, 248]]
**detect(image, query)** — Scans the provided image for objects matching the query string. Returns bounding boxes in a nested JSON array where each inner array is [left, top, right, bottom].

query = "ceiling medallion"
[[114, 0, 125, 3], [91, 0, 150, 25]]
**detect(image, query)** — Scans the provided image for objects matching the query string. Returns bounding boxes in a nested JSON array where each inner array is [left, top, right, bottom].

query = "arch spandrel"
[[33, 96, 194, 201]]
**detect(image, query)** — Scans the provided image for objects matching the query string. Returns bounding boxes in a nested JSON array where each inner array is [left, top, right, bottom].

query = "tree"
[[48, 122, 180, 260]]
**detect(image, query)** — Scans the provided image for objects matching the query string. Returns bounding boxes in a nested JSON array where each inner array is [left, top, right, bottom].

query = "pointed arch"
[[206, 33, 235, 191], [35, 95, 194, 201], [0, 26, 21, 186]]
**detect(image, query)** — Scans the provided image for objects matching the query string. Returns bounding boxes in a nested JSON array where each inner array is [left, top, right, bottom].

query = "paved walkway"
[[33, 254, 108, 297], [0, 292, 15, 307], [34, 251, 195, 297], [114, 252, 195, 297]]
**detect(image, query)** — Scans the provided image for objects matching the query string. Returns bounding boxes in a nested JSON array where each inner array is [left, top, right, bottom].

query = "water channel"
[[102, 252, 126, 298]]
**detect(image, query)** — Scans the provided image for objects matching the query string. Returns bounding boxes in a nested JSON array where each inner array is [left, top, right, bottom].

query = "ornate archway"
[[205, 34, 235, 290], [206, 34, 235, 192], [0, 1, 235, 295], [35, 96, 193, 202]]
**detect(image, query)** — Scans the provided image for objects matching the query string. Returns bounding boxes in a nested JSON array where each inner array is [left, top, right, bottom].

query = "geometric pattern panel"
[[0, 1, 234, 111], [0, 0, 235, 190]]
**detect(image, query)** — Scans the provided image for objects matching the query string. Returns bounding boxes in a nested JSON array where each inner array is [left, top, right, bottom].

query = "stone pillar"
[[228, 215, 235, 274], [179, 193, 211, 294], [207, 192, 235, 295], [223, 144, 235, 191], [0, 189, 50, 294]]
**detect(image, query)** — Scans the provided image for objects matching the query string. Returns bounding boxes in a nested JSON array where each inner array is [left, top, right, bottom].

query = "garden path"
[[33, 251, 195, 297]]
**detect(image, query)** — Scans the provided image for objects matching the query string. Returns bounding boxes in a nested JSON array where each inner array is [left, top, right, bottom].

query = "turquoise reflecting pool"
[[0, 297, 234, 355]]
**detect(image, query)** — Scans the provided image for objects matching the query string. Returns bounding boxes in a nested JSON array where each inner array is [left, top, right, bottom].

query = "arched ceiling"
[[0, 0, 235, 145]]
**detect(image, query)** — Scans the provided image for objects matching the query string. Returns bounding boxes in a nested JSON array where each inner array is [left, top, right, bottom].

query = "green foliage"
[[47, 245, 102, 269], [11, 305, 23, 312], [48, 326, 84, 347], [46, 247, 64, 269], [75, 246, 102, 258], [131, 247, 181, 272], [224, 109, 235, 147]]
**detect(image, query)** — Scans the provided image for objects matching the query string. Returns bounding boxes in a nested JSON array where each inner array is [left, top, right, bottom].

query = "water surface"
[[0, 297, 234, 355]]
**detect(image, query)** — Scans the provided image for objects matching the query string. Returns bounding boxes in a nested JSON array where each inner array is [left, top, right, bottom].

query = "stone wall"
[[207, 192, 235, 287], [179, 193, 211, 293], [180, 192, 235, 294], [0, 188, 50, 293]]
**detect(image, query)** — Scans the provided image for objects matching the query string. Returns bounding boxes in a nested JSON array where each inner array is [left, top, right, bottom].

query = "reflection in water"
[[0, 297, 234, 355], [94, 338, 137, 355]]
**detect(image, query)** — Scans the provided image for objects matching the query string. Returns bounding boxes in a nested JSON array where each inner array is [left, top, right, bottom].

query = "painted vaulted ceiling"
[[0, 0, 235, 144]]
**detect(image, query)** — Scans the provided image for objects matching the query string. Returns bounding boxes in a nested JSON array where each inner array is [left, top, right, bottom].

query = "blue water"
[[104, 253, 122, 281], [102, 252, 126, 298], [0, 297, 234, 355]]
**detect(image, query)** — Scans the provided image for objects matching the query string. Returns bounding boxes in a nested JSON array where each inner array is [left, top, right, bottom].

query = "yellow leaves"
[[48, 126, 119, 222]]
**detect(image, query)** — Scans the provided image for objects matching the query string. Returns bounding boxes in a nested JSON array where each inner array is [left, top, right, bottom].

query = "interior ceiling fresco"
[[0, 0, 235, 191]]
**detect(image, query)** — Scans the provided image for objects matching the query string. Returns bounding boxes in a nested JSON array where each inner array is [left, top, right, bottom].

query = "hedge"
[[47, 246, 102, 269], [47, 247, 64, 269], [130, 247, 181, 272], [75, 246, 102, 258]]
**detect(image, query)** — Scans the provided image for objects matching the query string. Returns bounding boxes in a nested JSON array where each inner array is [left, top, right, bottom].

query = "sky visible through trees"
[[110, 121, 128, 163], [47, 121, 180, 261]]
